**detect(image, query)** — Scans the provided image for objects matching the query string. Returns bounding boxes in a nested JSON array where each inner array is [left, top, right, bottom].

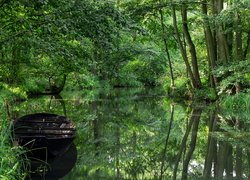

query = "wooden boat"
[[29, 143, 77, 179], [13, 113, 76, 157]]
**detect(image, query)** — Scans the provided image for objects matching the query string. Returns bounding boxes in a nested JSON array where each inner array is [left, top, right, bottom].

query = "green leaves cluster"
[[214, 60, 250, 94], [0, 0, 133, 92]]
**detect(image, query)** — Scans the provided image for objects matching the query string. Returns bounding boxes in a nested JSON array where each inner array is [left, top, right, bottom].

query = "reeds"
[[0, 118, 29, 179]]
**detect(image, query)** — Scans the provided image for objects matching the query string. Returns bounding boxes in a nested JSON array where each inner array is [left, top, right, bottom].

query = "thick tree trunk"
[[201, 0, 218, 88], [181, 108, 202, 180], [171, 3, 199, 89], [236, 146, 243, 178], [181, 1, 202, 88], [216, 0, 230, 64], [225, 145, 233, 179], [203, 110, 217, 179], [173, 115, 193, 180]]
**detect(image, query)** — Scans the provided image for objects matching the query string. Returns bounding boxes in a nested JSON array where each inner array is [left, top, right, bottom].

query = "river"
[[13, 87, 250, 179]]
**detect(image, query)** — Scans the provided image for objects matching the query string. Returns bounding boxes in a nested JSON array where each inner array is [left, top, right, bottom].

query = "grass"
[[0, 115, 29, 179]]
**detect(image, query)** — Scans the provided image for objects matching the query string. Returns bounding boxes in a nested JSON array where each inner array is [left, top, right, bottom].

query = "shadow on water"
[[11, 88, 250, 179], [12, 96, 77, 180], [27, 143, 77, 180]]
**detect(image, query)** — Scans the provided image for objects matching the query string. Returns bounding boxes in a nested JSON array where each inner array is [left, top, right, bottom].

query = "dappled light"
[[0, 0, 250, 179]]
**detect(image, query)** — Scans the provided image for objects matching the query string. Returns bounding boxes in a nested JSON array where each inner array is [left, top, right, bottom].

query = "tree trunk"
[[201, 0, 218, 89], [243, 31, 250, 59], [181, 108, 202, 180], [115, 126, 121, 179], [203, 110, 217, 179], [181, 1, 202, 88], [173, 107, 195, 180], [211, 0, 218, 62], [225, 145, 233, 179], [171, 2, 198, 89], [217, 141, 228, 179], [160, 104, 174, 179], [49, 74, 67, 94], [236, 11, 243, 61], [158, 0, 175, 87], [216, 0, 230, 64]]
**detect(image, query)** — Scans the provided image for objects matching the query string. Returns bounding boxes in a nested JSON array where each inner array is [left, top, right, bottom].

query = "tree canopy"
[[0, 0, 249, 99]]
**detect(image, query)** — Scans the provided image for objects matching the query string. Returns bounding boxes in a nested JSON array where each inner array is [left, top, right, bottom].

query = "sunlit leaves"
[[214, 60, 250, 93]]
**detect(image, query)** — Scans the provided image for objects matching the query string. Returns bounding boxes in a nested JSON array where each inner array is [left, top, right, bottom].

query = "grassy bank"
[[0, 118, 28, 179]]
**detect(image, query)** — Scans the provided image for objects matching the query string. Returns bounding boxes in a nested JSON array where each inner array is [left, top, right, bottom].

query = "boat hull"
[[14, 113, 76, 157]]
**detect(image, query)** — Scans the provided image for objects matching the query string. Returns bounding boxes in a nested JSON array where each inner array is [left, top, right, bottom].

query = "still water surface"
[[14, 88, 250, 179]]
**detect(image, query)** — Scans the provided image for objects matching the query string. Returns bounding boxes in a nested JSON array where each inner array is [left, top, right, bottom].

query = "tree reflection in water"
[[13, 88, 250, 179]]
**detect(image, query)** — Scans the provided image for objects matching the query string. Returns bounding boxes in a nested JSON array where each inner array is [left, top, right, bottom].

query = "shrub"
[[220, 92, 250, 111]]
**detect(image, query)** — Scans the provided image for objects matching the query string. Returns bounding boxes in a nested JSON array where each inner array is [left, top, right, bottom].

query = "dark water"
[[14, 88, 250, 179]]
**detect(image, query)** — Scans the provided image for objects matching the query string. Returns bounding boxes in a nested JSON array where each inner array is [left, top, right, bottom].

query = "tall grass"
[[0, 118, 29, 180]]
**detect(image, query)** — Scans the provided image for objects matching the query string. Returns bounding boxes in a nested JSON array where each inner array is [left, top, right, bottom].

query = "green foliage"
[[0, 104, 28, 179], [21, 77, 47, 94], [163, 77, 191, 99], [0, 85, 28, 179], [64, 73, 100, 90], [121, 56, 165, 86], [212, 106, 250, 151], [214, 60, 250, 94], [193, 87, 217, 101], [220, 92, 250, 112], [12, 88, 250, 179], [1, 0, 250, 178], [0, 83, 27, 101], [0, 121, 28, 180], [111, 70, 143, 87], [0, 0, 130, 92], [1, 0, 250, 97]]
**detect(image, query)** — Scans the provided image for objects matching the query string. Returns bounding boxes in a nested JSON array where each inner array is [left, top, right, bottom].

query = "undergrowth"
[[0, 98, 29, 179], [220, 92, 250, 112], [0, 120, 29, 179]]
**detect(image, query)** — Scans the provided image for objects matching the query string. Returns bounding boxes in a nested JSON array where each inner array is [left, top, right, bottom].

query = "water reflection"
[[204, 112, 250, 179], [173, 107, 202, 180], [13, 98, 76, 179], [48, 94, 67, 116], [13, 88, 250, 179], [28, 143, 77, 180]]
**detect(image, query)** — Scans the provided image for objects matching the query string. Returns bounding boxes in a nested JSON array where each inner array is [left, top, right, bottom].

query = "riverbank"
[[0, 118, 28, 179]]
